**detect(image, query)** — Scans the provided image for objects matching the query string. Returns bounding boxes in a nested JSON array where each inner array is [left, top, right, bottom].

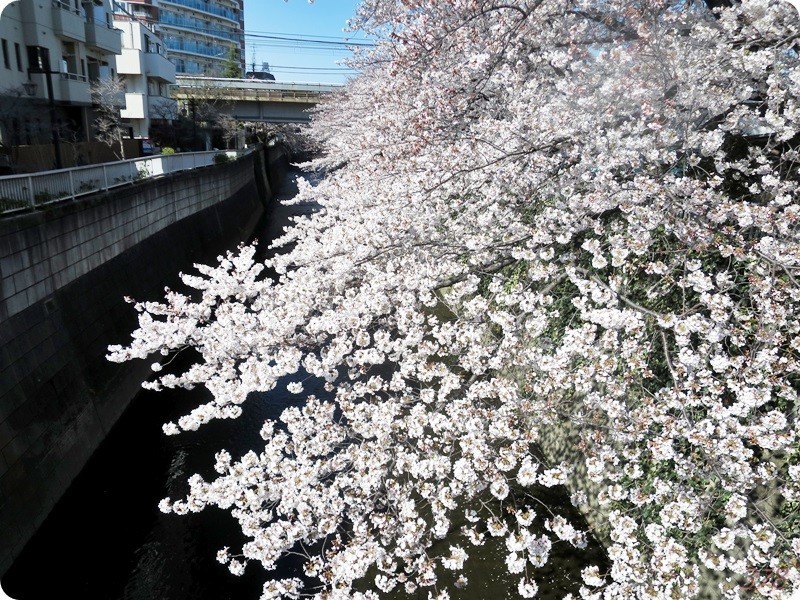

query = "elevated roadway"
[[172, 76, 344, 123]]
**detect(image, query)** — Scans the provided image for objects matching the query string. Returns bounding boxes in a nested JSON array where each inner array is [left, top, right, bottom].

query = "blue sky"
[[243, 1, 368, 84]]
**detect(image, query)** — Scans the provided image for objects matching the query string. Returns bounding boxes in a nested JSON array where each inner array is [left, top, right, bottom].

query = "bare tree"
[[149, 97, 179, 122], [217, 114, 241, 149], [91, 75, 127, 160], [171, 80, 235, 150]]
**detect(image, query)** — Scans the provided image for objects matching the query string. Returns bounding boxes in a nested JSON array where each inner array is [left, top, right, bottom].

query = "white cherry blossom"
[[108, 0, 800, 597]]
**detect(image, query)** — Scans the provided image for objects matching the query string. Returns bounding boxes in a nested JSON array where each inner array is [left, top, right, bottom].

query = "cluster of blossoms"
[[109, 0, 800, 597]]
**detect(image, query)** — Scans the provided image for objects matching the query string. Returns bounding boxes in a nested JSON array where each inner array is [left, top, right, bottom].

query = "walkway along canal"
[[2, 169, 606, 600]]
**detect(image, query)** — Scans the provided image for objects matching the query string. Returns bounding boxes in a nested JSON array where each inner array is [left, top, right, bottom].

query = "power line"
[[245, 43, 353, 55], [245, 29, 368, 40], [147, 19, 371, 79], [266, 64, 356, 72], [149, 22, 376, 49], [244, 29, 375, 46], [243, 32, 375, 48]]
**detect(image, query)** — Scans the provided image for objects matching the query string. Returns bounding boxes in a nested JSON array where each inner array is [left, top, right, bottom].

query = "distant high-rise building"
[[115, 0, 244, 76]]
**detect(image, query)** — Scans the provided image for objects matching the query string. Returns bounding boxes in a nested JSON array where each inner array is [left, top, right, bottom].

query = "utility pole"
[[26, 47, 63, 169]]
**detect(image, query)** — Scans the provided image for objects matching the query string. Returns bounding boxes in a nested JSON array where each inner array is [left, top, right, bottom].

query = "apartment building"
[[0, 0, 122, 165], [113, 8, 176, 140], [116, 0, 244, 76]]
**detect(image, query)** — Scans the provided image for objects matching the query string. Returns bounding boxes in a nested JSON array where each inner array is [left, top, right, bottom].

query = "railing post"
[[103, 164, 109, 190], [27, 176, 35, 209], [68, 170, 75, 198]]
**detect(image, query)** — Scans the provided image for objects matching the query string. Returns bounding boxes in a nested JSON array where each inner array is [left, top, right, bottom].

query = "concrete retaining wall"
[[0, 146, 281, 575], [0, 154, 257, 322]]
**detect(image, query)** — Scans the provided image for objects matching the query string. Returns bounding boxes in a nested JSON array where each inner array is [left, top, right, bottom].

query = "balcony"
[[58, 73, 90, 105], [51, 1, 86, 42], [143, 52, 175, 83], [121, 93, 146, 119], [163, 38, 227, 60], [84, 19, 122, 54], [116, 48, 143, 76], [159, 0, 237, 23]]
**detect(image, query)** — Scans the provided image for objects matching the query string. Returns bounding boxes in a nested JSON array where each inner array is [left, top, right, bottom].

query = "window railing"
[[159, 0, 237, 22], [52, 0, 80, 15], [86, 16, 122, 31], [159, 13, 239, 42], [0, 148, 252, 215], [163, 37, 228, 59], [60, 72, 87, 82]]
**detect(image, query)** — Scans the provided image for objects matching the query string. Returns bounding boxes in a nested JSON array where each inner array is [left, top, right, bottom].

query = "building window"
[[27, 46, 51, 72], [61, 41, 78, 75], [147, 79, 166, 97], [2, 39, 9, 69], [14, 43, 21, 71]]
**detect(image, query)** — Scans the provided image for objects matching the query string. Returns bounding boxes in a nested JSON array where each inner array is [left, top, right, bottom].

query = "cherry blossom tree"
[[109, 0, 800, 598]]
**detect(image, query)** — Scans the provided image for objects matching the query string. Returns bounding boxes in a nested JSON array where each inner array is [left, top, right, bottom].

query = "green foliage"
[[222, 46, 242, 78], [213, 153, 231, 165], [76, 180, 100, 193], [160, 147, 176, 155], [0, 196, 27, 211]]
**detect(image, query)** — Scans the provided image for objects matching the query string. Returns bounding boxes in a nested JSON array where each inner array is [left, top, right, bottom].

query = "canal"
[[2, 169, 605, 600]]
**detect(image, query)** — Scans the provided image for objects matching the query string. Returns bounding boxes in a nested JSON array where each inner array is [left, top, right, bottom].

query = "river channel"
[[2, 169, 606, 600]]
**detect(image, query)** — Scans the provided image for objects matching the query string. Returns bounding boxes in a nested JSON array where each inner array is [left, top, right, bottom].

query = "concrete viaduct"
[[172, 76, 344, 124]]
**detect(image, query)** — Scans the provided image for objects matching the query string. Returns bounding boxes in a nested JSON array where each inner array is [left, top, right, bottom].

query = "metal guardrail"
[[52, 0, 80, 14], [0, 149, 251, 215], [171, 78, 343, 107], [175, 76, 344, 94]]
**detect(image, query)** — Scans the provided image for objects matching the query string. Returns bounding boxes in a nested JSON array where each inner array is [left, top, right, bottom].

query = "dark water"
[[2, 169, 315, 600], [1, 372, 315, 600], [2, 169, 605, 600]]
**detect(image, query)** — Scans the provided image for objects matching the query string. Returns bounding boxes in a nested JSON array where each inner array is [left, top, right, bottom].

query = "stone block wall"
[[0, 156, 254, 323]]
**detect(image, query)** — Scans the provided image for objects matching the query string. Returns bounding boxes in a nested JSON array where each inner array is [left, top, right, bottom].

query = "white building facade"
[[0, 0, 122, 155], [113, 13, 176, 140]]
